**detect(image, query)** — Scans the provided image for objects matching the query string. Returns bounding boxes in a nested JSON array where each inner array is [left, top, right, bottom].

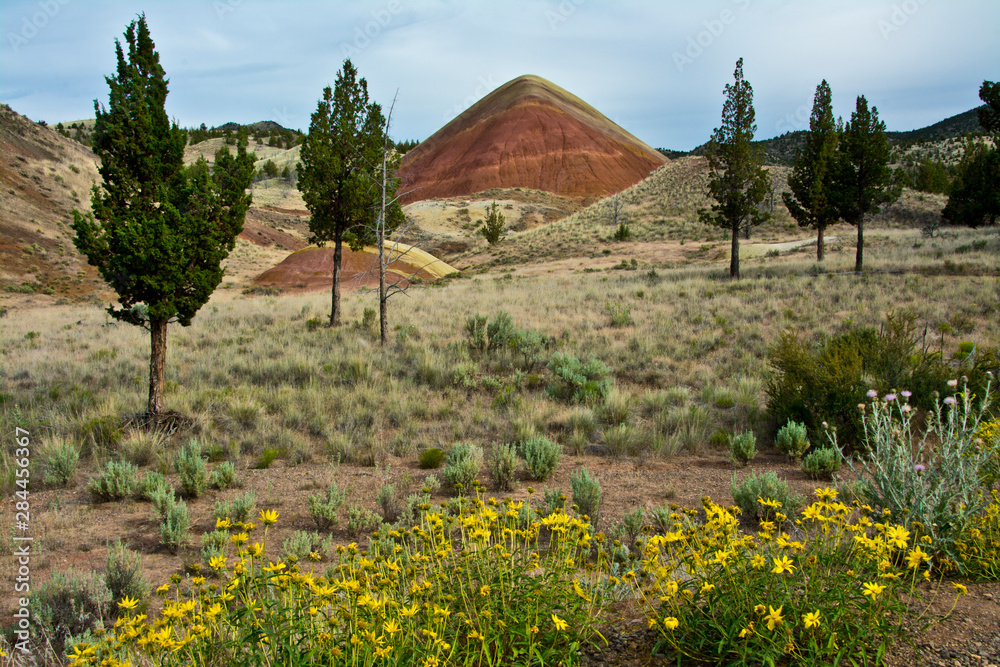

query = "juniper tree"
[[944, 80, 1000, 228], [833, 96, 896, 272], [700, 58, 771, 279], [298, 59, 392, 327], [72, 15, 254, 417], [782, 80, 840, 261]]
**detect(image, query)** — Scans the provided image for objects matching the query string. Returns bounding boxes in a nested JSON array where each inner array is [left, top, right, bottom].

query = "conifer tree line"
[[706, 60, 997, 278]]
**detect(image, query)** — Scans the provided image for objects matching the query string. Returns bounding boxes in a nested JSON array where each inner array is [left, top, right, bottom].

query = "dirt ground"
[[4, 448, 998, 664]]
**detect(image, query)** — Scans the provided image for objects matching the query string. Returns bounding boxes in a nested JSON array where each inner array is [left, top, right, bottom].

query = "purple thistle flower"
[[943, 396, 956, 405], [884, 393, 897, 402], [867, 389, 878, 399], [900, 390, 912, 398], [914, 464, 926, 472]]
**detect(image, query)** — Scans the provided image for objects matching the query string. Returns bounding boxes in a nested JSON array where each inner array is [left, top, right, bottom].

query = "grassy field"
[[2, 225, 997, 482]]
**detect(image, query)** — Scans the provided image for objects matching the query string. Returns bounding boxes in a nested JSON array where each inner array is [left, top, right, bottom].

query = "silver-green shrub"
[[730, 471, 803, 523], [308, 483, 346, 531], [88, 460, 138, 502], [727, 431, 757, 467], [175, 439, 208, 498], [801, 447, 840, 480], [775, 420, 810, 461], [41, 437, 80, 487], [522, 436, 561, 481], [830, 380, 995, 568], [488, 443, 519, 491], [159, 498, 189, 552], [441, 442, 483, 491], [214, 490, 257, 524], [570, 467, 602, 523]]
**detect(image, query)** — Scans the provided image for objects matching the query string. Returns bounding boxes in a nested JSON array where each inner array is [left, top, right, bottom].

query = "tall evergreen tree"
[[298, 59, 391, 327], [72, 15, 254, 417], [943, 140, 999, 228], [944, 80, 1000, 228], [978, 79, 1000, 141], [782, 80, 840, 261], [833, 96, 896, 273], [700, 58, 771, 279]]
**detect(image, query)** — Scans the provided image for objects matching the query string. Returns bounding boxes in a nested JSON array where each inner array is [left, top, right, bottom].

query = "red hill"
[[398, 75, 666, 204]]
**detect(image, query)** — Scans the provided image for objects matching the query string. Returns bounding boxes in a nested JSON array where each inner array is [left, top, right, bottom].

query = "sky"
[[1, 0, 997, 151]]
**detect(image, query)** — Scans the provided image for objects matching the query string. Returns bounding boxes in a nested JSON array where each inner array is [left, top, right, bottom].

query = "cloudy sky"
[[1, 0, 997, 150]]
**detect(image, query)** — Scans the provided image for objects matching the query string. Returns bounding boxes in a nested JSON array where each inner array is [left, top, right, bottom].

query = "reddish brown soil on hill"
[[397, 75, 666, 204], [255, 246, 441, 291]]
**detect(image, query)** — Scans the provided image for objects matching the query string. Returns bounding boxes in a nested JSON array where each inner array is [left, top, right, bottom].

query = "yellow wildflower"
[[862, 582, 886, 599], [802, 610, 821, 629], [551, 614, 569, 632], [663, 617, 679, 631], [764, 606, 784, 631], [771, 555, 795, 575], [117, 596, 139, 611], [952, 582, 968, 596]]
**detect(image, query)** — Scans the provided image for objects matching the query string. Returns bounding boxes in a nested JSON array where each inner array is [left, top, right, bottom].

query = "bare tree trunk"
[[730, 222, 740, 279], [147, 318, 168, 416], [854, 215, 864, 272], [817, 225, 825, 262], [331, 232, 343, 327]]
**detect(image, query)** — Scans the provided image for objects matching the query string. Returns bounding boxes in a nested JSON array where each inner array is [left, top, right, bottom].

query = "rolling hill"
[[396, 74, 667, 204]]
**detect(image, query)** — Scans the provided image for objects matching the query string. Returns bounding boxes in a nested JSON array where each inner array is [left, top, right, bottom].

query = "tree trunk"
[[330, 232, 343, 327], [147, 318, 168, 416], [378, 226, 388, 346], [855, 215, 864, 273], [730, 222, 740, 279], [817, 225, 825, 262]]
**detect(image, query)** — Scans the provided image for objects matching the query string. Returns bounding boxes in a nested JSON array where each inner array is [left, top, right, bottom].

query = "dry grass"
[[2, 225, 997, 495]]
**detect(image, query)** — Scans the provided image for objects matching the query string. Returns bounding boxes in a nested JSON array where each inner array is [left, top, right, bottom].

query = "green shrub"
[[418, 447, 446, 469], [308, 483, 346, 531], [135, 471, 170, 501], [775, 420, 809, 461], [442, 443, 483, 491], [465, 314, 488, 353], [488, 443, 519, 491], [149, 484, 177, 520], [214, 491, 257, 524], [40, 437, 80, 487], [522, 437, 561, 481], [88, 460, 138, 502], [346, 504, 382, 536], [159, 498, 190, 552], [510, 329, 547, 370], [487, 311, 516, 353], [104, 541, 150, 614], [766, 313, 951, 448], [730, 471, 803, 524], [547, 353, 611, 404], [255, 447, 281, 469], [801, 447, 840, 480], [209, 461, 238, 490], [282, 530, 332, 562], [174, 439, 208, 498], [29, 569, 111, 656], [727, 431, 757, 468], [571, 467, 602, 522], [376, 484, 401, 523]]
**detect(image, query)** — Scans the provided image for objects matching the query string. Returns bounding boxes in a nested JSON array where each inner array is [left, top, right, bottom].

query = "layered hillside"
[[397, 75, 666, 203], [0, 104, 105, 302]]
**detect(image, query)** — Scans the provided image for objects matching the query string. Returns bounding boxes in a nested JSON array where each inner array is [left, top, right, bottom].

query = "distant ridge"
[[665, 105, 986, 167], [397, 74, 667, 204]]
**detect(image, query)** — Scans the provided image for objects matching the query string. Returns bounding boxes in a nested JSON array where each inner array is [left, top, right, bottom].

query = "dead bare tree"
[[361, 92, 449, 345]]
